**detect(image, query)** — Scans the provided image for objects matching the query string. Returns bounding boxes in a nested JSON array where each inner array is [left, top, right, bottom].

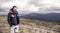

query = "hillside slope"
[[0, 16, 60, 33]]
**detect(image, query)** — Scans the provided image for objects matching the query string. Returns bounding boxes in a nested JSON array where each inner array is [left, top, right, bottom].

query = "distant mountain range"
[[0, 13, 60, 22], [20, 13, 60, 22]]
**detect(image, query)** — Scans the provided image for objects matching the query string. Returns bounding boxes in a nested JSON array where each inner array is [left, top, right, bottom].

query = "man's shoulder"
[[8, 12, 13, 15]]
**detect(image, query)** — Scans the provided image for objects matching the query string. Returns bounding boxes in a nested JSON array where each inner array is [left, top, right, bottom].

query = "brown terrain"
[[0, 16, 60, 33]]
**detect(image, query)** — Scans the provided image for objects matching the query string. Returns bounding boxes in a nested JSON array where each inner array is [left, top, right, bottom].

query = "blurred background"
[[0, 0, 60, 33]]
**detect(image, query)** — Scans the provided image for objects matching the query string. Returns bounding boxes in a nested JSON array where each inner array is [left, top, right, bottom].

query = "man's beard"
[[13, 10, 17, 15]]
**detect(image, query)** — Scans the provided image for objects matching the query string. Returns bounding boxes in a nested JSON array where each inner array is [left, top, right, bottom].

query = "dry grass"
[[0, 16, 60, 33]]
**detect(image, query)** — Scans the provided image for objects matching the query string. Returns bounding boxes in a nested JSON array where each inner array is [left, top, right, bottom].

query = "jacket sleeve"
[[17, 13, 20, 24], [8, 13, 12, 27]]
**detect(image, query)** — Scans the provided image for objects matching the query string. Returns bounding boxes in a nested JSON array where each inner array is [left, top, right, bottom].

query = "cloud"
[[30, 0, 60, 11], [0, 0, 39, 12], [0, 8, 6, 12], [46, 6, 60, 11], [0, 0, 60, 15]]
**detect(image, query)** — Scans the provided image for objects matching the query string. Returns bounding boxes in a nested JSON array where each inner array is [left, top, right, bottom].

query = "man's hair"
[[12, 6, 17, 8], [10, 6, 17, 11]]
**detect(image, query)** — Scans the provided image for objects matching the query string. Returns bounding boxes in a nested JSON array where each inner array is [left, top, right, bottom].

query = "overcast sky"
[[0, 0, 60, 15]]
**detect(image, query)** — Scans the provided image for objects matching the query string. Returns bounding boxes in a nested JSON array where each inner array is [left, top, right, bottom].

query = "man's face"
[[13, 7, 17, 11]]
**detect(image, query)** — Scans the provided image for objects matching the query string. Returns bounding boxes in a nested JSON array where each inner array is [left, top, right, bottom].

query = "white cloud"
[[1, 0, 28, 9], [30, 0, 60, 11], [0, 0, 60, 14]]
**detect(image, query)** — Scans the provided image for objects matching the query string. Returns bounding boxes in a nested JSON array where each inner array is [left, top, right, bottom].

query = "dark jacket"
[[7, 11, 20, 27]]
